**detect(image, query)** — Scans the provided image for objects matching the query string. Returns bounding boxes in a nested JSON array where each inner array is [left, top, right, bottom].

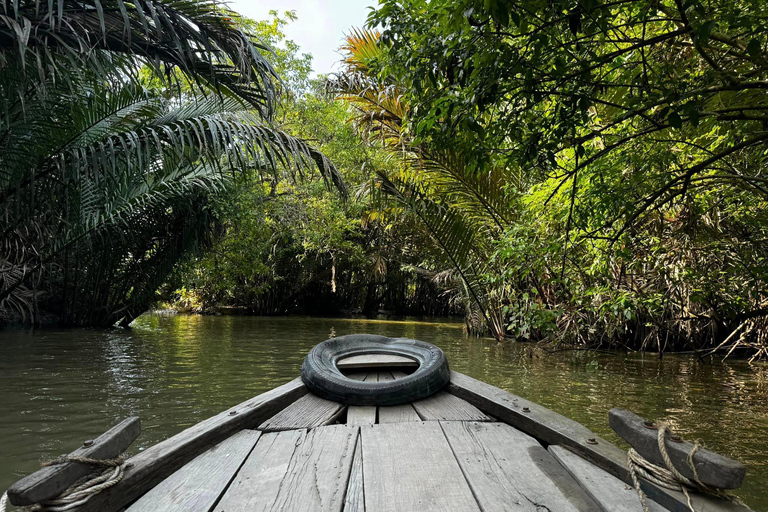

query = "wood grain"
[[411, 392, 491, 422], [361, 422, 480, 512], [347, 406, 377, 426], [609, 408, 744, 489], [127, 430, 260, 512], [337, 354, 417, 369], [441, 421, 596, 511], [377, 404, 421, 423], [68, 377, 306, 512], [549, 445, 666, 512], [343, 433, 364, 512], [8, 417, 141, 506], [215, 425, 358, 512], [447, 371, 751, 512], [258, 393, 345, 432]]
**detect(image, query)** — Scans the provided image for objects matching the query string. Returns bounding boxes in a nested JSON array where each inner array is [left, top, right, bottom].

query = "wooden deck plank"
[[258, 393, 345, 432], [215, 425, 358, 512], [375, 372, 421, 423], [127, 430, 260, 512], [345, 371, 372, 425], [361, 422, 480, 512], [337, 354, 418, 369], [447, 371, 752, 512], [343, 433, 364, 512], [347, 406, 377, 425], [69, 378, 307, 512], [411, 392, 491, 422], [377, 403, 421, 423], [441, 421, 598, 512], [549, 445, 666, 512]]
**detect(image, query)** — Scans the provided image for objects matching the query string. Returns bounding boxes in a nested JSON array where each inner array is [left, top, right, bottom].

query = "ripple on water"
[[0, 315, 766, 508]]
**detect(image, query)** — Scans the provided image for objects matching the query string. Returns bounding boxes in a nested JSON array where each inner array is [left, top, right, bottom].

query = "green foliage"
[[364, 0, 768, 354], [168, 22, 455, 318], [0, 3, 341, 326]]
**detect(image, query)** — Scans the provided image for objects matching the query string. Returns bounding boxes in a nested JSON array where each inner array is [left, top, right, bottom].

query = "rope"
[[627, 421, 740, 512], [1, 456, 126, 512]]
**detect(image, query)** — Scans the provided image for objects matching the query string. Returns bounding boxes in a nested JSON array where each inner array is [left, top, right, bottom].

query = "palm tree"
[[0, 0, 345, 326], [329, 29, 515, 339]]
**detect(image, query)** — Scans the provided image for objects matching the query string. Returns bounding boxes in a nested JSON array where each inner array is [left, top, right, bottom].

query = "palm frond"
[[0, 0, 280, 114]]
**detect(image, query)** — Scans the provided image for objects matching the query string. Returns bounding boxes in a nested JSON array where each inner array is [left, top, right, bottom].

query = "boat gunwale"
[[447, 371, 752, 512], [63, 377, 307, 512], [31, 370, 753, 512]]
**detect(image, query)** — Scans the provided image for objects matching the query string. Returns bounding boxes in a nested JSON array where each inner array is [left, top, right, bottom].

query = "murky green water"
[[1, 314, 767, 509]]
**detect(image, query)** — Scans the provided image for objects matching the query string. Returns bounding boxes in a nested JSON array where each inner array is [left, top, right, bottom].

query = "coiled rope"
[[2, 455, 126, 512], [628, 421, 740, 512]]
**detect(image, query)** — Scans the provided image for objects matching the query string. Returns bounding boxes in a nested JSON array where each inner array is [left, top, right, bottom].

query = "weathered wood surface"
[[550, 445, 666, 512], [361, 422, 480, 512], [343, 433, 364, 512], [448, 371, 752, 512], [441, 421, 597, 511], [347, 405, 377, 425], [345, 372, 369, 381], [215, 425, 358, 512], [377, 403, 421, 423], [411, 392, 491, 422], [609, 408, 745, 489], [258, 392, 345, 432], [527, 445, 605, 512], [8, 417, 141, 506], [337, 354, 418, 369], [68, 377, 307, 512], [127, 430, 260, 512]]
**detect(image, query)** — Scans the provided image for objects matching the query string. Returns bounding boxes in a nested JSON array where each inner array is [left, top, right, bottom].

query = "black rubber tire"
[[300, 334, 450, 406]]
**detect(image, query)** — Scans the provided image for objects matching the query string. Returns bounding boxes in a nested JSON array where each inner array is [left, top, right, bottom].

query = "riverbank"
[[0, 314, 766, 508]]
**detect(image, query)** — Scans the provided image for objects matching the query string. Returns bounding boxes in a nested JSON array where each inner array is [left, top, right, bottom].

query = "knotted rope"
[[627, 421, 740, 512], [2, 455, 126, 512]]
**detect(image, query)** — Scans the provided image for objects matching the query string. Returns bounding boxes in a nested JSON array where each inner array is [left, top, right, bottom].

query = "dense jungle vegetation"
[[1, 0, 767, 358]]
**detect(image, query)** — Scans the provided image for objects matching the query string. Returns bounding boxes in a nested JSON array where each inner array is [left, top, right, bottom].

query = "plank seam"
[[340, 428, 364, 512], [318, 406, 347, 429], [206, 431, 262, 512], [437, 421, 486, 512], [270, 429, 306, 511]]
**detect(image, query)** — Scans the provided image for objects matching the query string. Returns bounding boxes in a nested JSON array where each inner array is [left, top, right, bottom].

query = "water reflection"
[[0, 315, 766, 509]]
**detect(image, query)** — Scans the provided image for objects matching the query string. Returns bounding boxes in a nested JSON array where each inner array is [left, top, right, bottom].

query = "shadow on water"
[[0, 314, 766, 508]]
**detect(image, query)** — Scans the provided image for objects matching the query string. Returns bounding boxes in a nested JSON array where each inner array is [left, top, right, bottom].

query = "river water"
[[0, 314, 766, 509]]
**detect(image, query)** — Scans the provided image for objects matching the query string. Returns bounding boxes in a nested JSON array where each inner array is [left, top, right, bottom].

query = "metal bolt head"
[[522, 407, 530, 413], [642, 421, 657, 430], [587, 438, 598, 445], [229, 410, 237, 416], [83, 439, 94, 447], [669, 434, 683, 443]]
